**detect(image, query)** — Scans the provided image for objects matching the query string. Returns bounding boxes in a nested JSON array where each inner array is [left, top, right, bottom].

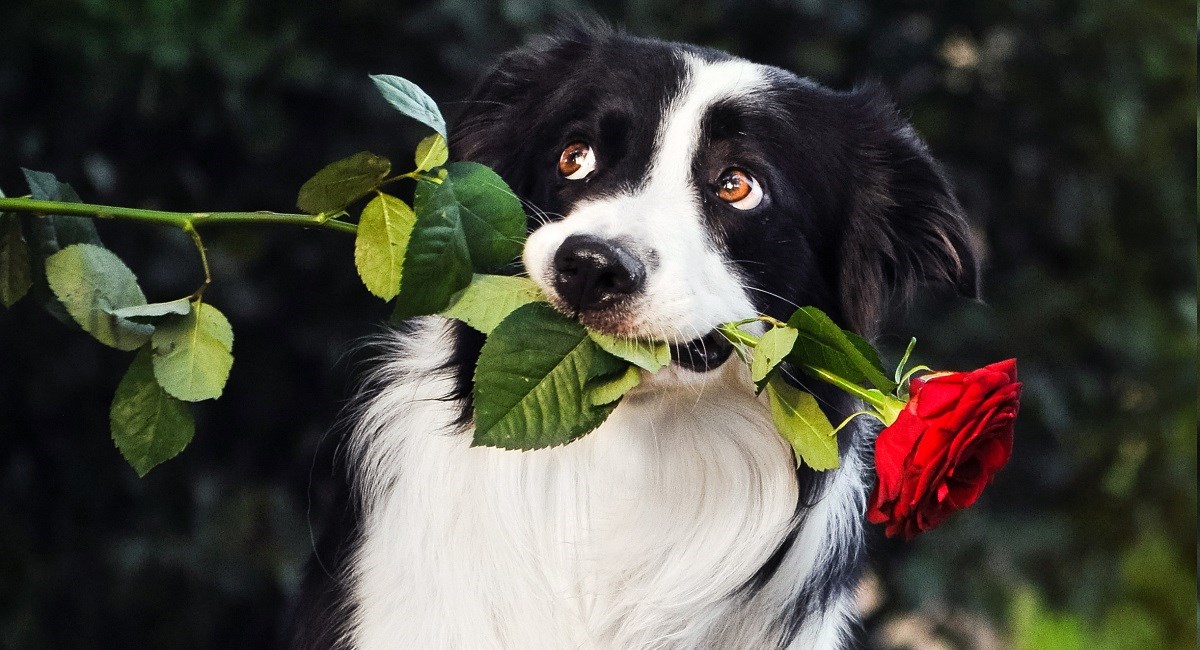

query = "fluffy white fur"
[[344, 319, 863, 649]]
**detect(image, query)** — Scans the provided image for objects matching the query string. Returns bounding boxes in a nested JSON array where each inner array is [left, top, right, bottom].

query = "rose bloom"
[[867, 359, 1020, 540]]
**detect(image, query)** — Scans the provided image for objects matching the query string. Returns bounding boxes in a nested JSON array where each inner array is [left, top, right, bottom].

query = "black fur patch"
[[452, 19, 690, 224]]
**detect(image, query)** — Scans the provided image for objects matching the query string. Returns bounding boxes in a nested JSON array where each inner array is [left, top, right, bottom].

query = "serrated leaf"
[[414, 133, 449, 172], [391, 162, 527, 319], [110, 347, 195, 477], [751, 325, 800, 383], [370, 74, 447, 137], [150, 302, 234, 402], [0, 210, 32, 308], [391, 185, 473, 320], [45, 244, 153, 350], [296, 151, 391, 215], [588, 332, 672, 373], [109, 297, 192, 322], [355, 193, 415, 300], [440, 274, 544, 333], [766, 376, 839, 471], [588, 364, 641, 406], [786, 306, 896, 392], [416, 162, 525, 273], [472, 303, 616, 449], [20, 169, 101, 324]]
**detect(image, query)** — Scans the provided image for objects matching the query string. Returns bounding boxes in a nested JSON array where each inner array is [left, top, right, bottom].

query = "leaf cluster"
[[721, 308, 901, 471], [1, 171, 233, 476], [1, 74, 906, 477]]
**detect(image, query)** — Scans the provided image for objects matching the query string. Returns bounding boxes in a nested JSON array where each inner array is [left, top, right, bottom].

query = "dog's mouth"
[[548, 297, 734, 373], [669, 331, 734, 373]]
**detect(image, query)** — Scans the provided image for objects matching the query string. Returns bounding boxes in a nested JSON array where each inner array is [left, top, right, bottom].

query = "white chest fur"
[[342, 320, 860, 649]]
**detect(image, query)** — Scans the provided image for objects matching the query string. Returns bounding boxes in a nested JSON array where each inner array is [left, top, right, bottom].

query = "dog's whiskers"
[[737, 283, 803, 311]]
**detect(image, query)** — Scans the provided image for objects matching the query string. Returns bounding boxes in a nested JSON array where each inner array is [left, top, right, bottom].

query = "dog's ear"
[[838, 84, 980, 337], [450, 16, 613, 184]]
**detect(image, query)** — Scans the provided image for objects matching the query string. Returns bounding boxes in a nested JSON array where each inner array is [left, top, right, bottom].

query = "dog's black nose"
[[553, 234, 646, 312]]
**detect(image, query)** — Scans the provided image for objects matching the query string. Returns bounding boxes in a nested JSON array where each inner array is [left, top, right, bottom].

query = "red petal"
[[915, 379, 965, 419], [873, 410, 925, 502]]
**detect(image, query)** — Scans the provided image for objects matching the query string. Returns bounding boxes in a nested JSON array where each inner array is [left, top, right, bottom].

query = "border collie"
[[293, 20, 978, 649]]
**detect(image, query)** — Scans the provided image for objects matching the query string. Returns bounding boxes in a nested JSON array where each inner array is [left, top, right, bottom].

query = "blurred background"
[[0, 0, 1194, 647]]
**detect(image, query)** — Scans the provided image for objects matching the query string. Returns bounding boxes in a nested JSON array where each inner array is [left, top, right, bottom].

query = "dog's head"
[[452, 21, 978, 374]]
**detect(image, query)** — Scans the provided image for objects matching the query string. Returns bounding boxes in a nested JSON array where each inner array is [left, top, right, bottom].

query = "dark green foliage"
[[0, 208, 33, 307], [18, 170, 100, 325], [391, 162, 526, 318], [433, 162, 526, 272], [389, 178, 474, 318], [472, 302, 620, 449], [787, 306, 896, 392], [296, 151, 391, 215], [111, 347, 196, 477]]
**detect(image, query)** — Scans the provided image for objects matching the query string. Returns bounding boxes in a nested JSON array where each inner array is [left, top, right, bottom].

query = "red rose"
[[866, 359, 1020, 540]]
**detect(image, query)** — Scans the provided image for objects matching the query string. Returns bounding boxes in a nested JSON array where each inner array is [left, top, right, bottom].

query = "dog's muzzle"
[[553, 234, 646, 313], [548, 235, 733, 374]]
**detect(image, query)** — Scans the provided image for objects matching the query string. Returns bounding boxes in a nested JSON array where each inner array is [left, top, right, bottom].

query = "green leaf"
[[150, 302, 234, 402], [440, 274, 544, 333], [22, 169, 100, 246], [786, 307, 896, 392], [417, 162, 525, 273], [110, 346, 195, 477], [847, 330, 887, 377], [296, 151, 391, 214], [587, 364, 642, 406], [391, 183, 473, 320], [766, 376, 839, 471], [108, 297, 192, 322], [0, 206, 32, 308], [392, 163, 526, 319], [44, 244, 153, 350], [354, 193, 416, 300], [472, 303, 617, 449], [588, 332, 672, 373], [586, 344, 630, 381], [370, 74, 447, 137], [751, 325, 800, 383], [20, 169, 101, 324], [414, 133, 449, 172]]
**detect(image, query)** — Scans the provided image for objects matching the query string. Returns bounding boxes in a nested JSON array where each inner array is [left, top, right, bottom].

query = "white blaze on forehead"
[[646, 55, 770, 197], [522, 54, 771, 349], [607, 54, 769, 340]]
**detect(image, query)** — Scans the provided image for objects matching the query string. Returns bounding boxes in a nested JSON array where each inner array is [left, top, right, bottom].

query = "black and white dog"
[[294, 21, 978, 649]]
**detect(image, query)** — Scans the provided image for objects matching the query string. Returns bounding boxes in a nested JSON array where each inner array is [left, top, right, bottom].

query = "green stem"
[[803, 365, 900, 416], [182, 222, 212, 299], [718, 323, 761, 348], [380, 170, 422, 186], [0, 198, 357, 235]]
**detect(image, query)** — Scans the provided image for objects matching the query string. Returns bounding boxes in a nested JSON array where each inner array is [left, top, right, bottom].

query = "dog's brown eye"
[[558, 142, 596, 180], [716, 168, 763, 210]]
